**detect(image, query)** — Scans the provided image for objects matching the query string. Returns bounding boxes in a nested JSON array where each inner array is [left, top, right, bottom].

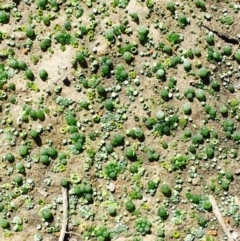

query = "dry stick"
[[59, 187, 68, 241], [65, 231, 81, 237], [209, 195, 234, 241], [235, 196, 240, 209]]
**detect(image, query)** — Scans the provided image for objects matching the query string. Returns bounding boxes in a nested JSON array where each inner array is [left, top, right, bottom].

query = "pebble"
[[192, 177, 200, 186], [108, 182, 116, 192]]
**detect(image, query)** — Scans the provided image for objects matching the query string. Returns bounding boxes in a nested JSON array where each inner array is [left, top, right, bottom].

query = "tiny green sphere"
[[130, 12, 139, 22], [36, 109, 45, 121], [40, 38, 51, 51], [42, 16, 50, 26], [158, 207, 168, 220], [221, 179, 229, 190], [123, 51, 132, 62], [129, 164, 138, 173], [5, 153, 15, 163], [108, 206, 116, 216], [60, 178, 69, 187], [125, 147, 135, 158], [226, 171, 234, 181], [223, 45, 232, 56], [74, 184, 85, 196], [198, 67, 209, 78], [234, 49, 240, 62], [198, 215, 207, 227], [64, 21, 71, 31], [26, 27, 35, 38], [203, 200, 212, 211], [80, 100, 89, 110], [39, 70, 48, 81], [58, 152, 67, 161], [76, 52, 85, 63], [195, 0, 206, 10], [183, 103, 191, 115], [134, 128, 144, 139], [137, 25, 149, 35], [25, 69, 35, 80], [125, 200, 135, 212], [178, 15, 188, 28], [205, 146, 214, 158], [160, 89, 169, 100], [166, 2, 176, 13], [74, 142, 83, 151], [105, 99, 114, 111], [37, 0, 48, 9], [0, 204, 4, 212], [148, 180, 156, 190], [105, 143, 113, 154], [17, 61, 27, 71], [111, 133, 125, 147], [65, 114, 77, 126], [19, 145, 28, 157], [47, 147, 57, 157], [211, 80, 220, 90], [105, 29, 115, 41], [13, 175, 23, 185], [161, 184, 171, 197], [9, 58, 19, 69], [0, 218, 10, 229], [97, 85, 106, 96], [184, 128, 192, 137], [156, 69, 165, 79], [29, 109, 37, 120], [30, 130, 39, 138], [85, 193, 93, 203], [183, 59, 191, 71], [205, 33, 214, 45], [16, 163, 25, 174], [40, 208, 52, 221], [188, 145, 196, 154], [40, 155, 50, 165], [8, 83, 16, 91], [84, 184, 92, 193], [220, 105, 228, 115], [0, 11, 9, 24], [228, 84, 235, 93]]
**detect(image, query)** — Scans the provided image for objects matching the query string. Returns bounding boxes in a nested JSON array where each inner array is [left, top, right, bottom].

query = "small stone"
[[192, 177, 200, 186], [235, 169, 240, 175], [108, 182, 115, 192]]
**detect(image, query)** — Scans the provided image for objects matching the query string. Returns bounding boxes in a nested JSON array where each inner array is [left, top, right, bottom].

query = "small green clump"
[[135, 218, 152, 236], [111, 133, 125, 147], [137, 25, 149, 43], [104, 162, 120, 180], [94, 226, 110, 241], [114, 64, 128, 82]]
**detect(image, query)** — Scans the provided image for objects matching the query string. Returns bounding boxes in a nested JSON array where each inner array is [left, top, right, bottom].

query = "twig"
[[36, 188, 49, 198], [209, 195, 234, 241], [202, 24, 239, 45], [235, 196, 240, 208], [65, 231, 81, 237], [59, 187, 68, 241]]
